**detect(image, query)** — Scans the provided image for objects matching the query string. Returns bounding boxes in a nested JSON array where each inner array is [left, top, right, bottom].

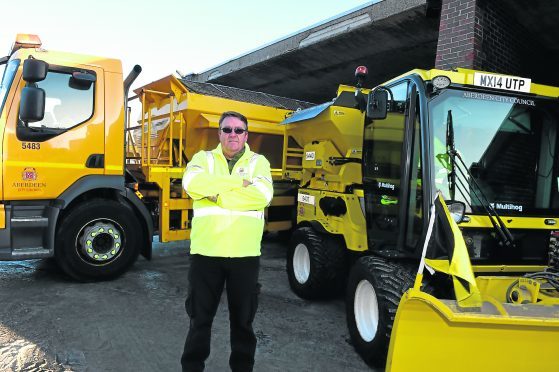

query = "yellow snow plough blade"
[[386, 288, 559, 372]]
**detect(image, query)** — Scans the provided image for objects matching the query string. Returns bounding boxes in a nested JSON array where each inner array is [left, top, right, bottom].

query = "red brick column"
[[435, 0, 479, 70], [435, 0, 528, 74]]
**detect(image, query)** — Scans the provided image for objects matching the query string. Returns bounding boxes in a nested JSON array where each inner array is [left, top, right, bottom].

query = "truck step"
[[11, 247, 51, 259], [11, 216, 49, 228]]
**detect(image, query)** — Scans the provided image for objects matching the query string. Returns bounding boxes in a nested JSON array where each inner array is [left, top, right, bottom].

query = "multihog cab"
[[285, 66, 559, 370]]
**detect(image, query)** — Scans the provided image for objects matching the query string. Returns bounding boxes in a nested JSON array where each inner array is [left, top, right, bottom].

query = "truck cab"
[[0, 34, 151, 281], [363, 68, 559, 268]]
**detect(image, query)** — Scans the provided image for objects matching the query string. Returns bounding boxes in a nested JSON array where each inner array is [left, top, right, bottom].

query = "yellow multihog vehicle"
[[284, 67, 559, 369], [0, 34, 309, 281]]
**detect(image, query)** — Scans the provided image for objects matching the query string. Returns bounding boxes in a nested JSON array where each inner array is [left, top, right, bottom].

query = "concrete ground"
[[0, 236, 372, 372]]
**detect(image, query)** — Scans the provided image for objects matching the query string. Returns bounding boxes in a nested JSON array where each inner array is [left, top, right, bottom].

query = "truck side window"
[[29, 71, 94, 130], [0, 59, 20, 116]]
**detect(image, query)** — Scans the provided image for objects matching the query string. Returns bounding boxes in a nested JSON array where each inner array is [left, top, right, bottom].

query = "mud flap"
[[386, 289, 559, 372]]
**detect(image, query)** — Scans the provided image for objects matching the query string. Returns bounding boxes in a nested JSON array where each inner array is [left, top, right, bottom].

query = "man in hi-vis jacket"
[[181, 111, 273, 372]]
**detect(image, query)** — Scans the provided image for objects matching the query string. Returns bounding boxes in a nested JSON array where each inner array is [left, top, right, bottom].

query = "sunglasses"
[[220, 127, 247, 134]]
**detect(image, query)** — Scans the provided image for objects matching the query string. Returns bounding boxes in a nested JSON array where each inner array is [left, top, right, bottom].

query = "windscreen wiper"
[[446, 110, 456, 200], [444, 110, 515, 248], [452, 152, 515, 247]]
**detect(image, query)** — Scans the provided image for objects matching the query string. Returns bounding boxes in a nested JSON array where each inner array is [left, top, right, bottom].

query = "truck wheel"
[[346, 256, 414, 367], [55, 198, 142, 281], [287, 226, 346, 299]]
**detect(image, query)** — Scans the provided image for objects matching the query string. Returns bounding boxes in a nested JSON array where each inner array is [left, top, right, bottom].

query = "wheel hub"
[[293, 243, 310, 284], [354, 279, 379, 342], [78, 221, 123, 263]]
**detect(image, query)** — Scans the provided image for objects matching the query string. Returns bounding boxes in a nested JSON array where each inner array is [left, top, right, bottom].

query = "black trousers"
[[181, 254, 260, 372]]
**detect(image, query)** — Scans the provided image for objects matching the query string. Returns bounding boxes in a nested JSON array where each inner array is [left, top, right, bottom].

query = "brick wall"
[[435, 0, 478, 70], [476, 1, 527, 74], [435, 0, 534, 75]]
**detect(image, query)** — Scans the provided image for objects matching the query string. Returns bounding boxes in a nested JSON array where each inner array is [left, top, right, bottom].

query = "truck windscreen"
[[431, 88, 559, 217], [0, 59, 20, 118]]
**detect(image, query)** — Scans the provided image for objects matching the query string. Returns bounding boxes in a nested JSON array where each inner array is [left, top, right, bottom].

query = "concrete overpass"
[[184, 0, 559, 103]]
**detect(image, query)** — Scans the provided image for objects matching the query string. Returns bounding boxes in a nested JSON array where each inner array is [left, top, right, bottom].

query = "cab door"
[[362, 80, 425, 255], [3, 63, 105, 201]]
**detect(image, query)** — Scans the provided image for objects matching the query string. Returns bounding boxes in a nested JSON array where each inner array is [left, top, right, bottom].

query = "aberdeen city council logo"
[[22, 167, 38, 181]]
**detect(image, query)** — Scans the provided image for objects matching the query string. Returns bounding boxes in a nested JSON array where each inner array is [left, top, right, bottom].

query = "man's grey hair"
[[219, 111, 248, 129]]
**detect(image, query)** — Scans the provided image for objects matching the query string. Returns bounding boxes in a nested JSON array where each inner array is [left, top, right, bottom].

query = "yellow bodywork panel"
[[297, 188, 367, 251], [392, 195, 559, 371], [387, 289, 559, 372], [459, 214, 559, 229], [472, 265, 548, 273], [285, 104, 364, 169], [0, 204, 5, 229], [387, 67, 559, 98], [2, 51, 110, 201], [104, 71, 125, 175], [302, 141, 362, 193], [287, 86, 368, 248], [11, 47, 122, 74], [145, 166, 191, 243]]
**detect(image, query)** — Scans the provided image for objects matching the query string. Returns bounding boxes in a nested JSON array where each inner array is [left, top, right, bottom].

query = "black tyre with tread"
[[346, 256, 415, 367], [55, 198, 142, 281], [287, 226, 346, 299]]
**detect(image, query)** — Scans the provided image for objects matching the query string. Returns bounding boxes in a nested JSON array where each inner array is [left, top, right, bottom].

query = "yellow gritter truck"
[[284, 66, 559, 370], [0, 34, 309, 281]]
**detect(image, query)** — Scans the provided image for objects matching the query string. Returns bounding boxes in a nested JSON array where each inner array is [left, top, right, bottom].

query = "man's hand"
[[207, 195, 218, 203], [242, 179, 252, 187]]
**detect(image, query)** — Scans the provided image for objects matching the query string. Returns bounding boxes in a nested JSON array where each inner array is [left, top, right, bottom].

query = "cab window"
[[363, 81, 409, 250], [1, 59, 20, 116], [29, 70, 94, 130]]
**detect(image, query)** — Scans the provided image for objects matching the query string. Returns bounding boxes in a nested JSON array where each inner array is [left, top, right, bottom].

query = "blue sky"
[[1, 0, 374, 89]]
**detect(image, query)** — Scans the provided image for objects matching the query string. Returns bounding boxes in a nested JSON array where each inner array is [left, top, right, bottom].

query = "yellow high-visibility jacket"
[[182, 143, 273, 257]]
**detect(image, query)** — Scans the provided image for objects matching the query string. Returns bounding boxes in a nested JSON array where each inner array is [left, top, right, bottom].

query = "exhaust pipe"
[[124, 64, 142, 93], [123, 64, 142, 130]]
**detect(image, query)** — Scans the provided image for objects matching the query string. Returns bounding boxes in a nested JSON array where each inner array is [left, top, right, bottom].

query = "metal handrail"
[[132, 89, 187, 168]]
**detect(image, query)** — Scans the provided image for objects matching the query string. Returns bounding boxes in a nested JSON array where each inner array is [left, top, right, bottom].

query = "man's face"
[[219, 116, 248, 157]]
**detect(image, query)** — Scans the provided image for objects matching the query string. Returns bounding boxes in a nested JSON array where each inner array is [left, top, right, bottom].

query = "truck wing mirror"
[[446, 200, 466, 223], [70, 71, 96, 90], [19, 86, 45, 123], [366, 88, 388, 120], [22, 58, 48, 83]]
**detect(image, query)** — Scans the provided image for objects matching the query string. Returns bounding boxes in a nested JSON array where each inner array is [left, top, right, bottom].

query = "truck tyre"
[[287, 226, 346, 299], [346, 256, 414, 367], [55, 198, 142, 281]]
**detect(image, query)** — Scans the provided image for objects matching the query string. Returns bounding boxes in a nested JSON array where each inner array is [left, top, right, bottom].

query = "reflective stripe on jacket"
[[182, 143, 273, 257]]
